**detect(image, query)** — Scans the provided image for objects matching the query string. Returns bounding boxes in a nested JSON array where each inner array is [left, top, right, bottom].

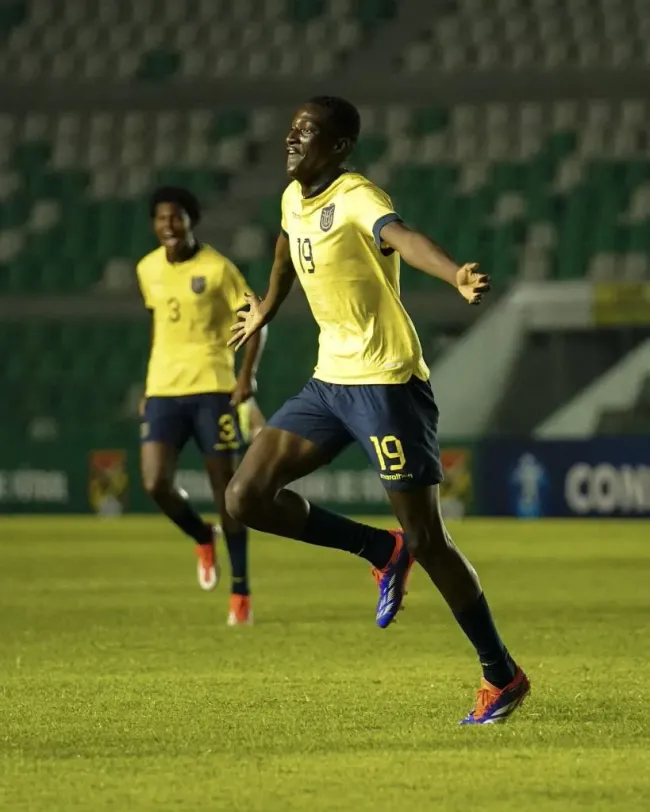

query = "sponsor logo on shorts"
[[379, 472, 414, 482], [320, 203, 335, 232]]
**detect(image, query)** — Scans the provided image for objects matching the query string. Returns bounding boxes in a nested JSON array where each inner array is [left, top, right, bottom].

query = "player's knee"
[[141, 469, 172, 502], [403, 522, 448, 558], [224, 475, 257, 525]]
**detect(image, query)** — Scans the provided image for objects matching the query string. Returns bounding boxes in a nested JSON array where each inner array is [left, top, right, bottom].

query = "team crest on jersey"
[[191, 276, 206, 294], [320, 203, 335, 232]]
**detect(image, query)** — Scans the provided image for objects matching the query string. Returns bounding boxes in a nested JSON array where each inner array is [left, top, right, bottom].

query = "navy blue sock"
[[453, 593, 516, 689], [225, 530, 249, 596], [298, 503, 395, 569], [168, 496, 212, 544]]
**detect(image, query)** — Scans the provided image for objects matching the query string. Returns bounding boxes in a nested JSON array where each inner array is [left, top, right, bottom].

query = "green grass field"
[[1, 516, 649, 811]]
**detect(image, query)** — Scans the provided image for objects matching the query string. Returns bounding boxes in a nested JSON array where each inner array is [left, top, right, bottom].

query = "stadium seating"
[[3, 0, 645, 80], [0, 318, 147, 429], [2, 100, 650, 300], [3, 97, 649, 429], [0, 0, 396, 81], [0, 311, 320, 431], [1, 1, 646, 430], [404, 0, 650, 72]]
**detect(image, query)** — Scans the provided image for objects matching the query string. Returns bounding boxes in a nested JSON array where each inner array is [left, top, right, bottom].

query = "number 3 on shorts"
[[369, 435, 406, 471], [219, 414, 237, 444]]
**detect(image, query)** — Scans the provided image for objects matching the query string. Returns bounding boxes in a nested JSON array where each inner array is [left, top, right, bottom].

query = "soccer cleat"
[[227, 594, 253, 626], [195, 525, 221, 591], [372, 530, 414, 629], [460, 666, 530, 725]]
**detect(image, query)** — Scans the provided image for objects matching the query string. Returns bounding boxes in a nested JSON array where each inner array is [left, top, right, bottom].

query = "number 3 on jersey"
[[297, 237, 316, 274], [167, 297, 181, 322]]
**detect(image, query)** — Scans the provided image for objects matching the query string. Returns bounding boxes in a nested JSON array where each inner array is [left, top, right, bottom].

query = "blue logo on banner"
[[509, 453, 548, 518]]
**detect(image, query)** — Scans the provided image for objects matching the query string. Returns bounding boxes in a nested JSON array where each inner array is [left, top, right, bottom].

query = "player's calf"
[[141, 467, 174, 505], [142, 469, 219, 589]]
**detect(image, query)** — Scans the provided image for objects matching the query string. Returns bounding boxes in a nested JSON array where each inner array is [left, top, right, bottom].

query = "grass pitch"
[[1, 516, 649, 812]]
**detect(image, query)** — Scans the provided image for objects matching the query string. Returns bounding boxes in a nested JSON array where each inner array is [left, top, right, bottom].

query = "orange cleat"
[[460, 667, 530, 725], [371, 530, 415, 628], [195, 526, 221, 591], [227, 594, 253, 626]]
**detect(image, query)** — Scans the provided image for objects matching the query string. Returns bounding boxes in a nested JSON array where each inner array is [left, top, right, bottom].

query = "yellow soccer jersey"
[[137, 244, 250, 397], [281, 172, 429, 385]]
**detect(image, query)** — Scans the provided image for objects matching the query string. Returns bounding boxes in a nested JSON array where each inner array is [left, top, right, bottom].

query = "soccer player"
[[226, 97, 530, 723], [137, 186, 265, 626]]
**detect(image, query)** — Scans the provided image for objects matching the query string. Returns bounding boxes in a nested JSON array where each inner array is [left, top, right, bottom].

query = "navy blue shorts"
[[141, 393, 242, 456], [268, 376, 443, 491]]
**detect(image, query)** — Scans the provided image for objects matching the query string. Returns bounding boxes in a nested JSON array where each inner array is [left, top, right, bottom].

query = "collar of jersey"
[[165, 242, 202, 265], [301, 169, 347, 200]]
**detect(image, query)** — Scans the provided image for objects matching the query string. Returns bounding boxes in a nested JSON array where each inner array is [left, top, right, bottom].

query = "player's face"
[[286, 104, 342, 182], [153, 202, 191, 251]]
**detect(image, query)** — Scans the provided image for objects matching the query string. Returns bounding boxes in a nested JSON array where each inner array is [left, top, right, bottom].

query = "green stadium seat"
[[352, 136, 387, 171], [354, 0, 396, 25], [1, 193, 30, 228], [287, 0, 325, 24], [257, 197, 282, 233], [209, 112, 250, 142], [12, 142, 51, 174], [243, 258, 271, 292], [0, 1, 26, 36], [137, 49, 181, 81], [411, 107, 449, 136]]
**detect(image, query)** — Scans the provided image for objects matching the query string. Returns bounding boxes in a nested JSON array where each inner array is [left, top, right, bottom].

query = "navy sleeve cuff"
[[280, 227, 288, 238], [372, 213, 402, 249]]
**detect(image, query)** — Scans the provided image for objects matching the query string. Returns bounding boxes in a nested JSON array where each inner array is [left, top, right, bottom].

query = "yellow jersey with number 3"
[[136, 245, 250, 397], [281, 172, 429, 385]]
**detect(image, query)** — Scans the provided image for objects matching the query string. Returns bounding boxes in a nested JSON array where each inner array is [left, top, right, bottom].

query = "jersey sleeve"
[[135, 261, 153, 309], [346, 181, 402, 250], [223, 260, 252, 312]]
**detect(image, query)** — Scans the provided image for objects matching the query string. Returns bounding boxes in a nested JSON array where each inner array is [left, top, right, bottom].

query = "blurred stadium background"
[[1, 0, 650, 517]]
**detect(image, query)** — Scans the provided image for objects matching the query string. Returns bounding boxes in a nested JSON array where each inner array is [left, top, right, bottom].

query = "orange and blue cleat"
[[227, 594, 253, 626], [372, 530, 414, 629], [460, 666, 530, 725]]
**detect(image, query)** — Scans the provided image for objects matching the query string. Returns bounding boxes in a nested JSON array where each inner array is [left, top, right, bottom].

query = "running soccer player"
[[226, 97, 529, 723], [137, 186, 265, 626]]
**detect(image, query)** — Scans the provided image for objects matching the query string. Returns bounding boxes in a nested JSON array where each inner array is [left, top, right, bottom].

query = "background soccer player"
[[137, 186, 265, 626], [226, 97, 529, 722]]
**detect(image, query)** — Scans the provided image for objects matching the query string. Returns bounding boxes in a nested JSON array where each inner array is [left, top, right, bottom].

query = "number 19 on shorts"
[[369, 435, 406, 471]]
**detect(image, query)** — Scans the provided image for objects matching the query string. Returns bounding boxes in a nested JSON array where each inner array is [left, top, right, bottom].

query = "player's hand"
[[456, 263, 491, 305], [231, 373, 256, 408], [138, 397, 147, 417], [228, 293, 266, 350]]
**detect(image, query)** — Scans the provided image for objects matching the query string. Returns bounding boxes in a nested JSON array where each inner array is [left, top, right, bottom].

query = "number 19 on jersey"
[[297, 237, 316, 274]]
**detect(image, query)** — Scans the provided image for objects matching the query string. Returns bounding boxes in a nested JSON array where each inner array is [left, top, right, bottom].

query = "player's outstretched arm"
[[229, 232, 295, 349], [379, 220, 491, 305]]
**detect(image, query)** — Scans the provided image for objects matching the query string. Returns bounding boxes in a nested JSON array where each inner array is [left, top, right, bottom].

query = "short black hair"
[[308, 95, 361, 143], [149, 186, 201, 226]]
